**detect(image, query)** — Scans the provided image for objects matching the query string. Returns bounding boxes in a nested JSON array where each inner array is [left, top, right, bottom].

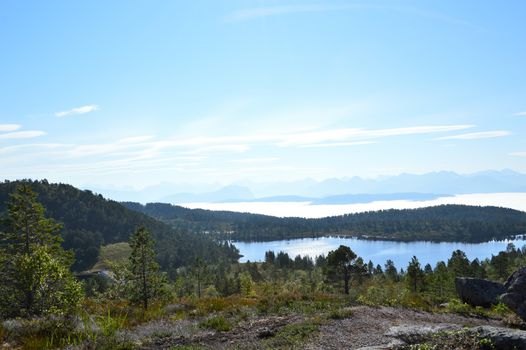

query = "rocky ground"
[[109, 305, 525, 349]]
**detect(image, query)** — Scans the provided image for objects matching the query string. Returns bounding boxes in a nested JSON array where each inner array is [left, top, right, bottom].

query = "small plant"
[[328, 308, 353, 320], [97, 310, 128, 337], [198, 316, 232, 332], [264, 320, 320, 348]]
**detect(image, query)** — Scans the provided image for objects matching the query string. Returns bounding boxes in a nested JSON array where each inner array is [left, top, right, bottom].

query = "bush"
[[198, 316, 232, 332]]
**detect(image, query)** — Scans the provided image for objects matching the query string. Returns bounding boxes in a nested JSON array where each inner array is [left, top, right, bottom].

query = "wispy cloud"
[[510, 152, 526, 157], [435, 131, 510, 140], [230, 157, 279, 164], [225, 3, 476, 28], [299, 141, 376, 148], [277, 125, 474, 147], [514, 111, 526, 116], [0, 124, 21, 132], [55, 104, 99, 118], [0, 130, 46, 140]]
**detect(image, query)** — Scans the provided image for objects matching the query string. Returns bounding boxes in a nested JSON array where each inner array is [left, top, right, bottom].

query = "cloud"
[[514, 111, 526, 116], [55, 104, 99, 117], [230, 157, 279, 164], [117, 135, 156, 144], [277, 124, 474, 147], [0, 124, 21, 132], [299, 141, 376, 148], [0, 131, 47, 140], [510, 152, 526, 157], [224, 3, 476, 28], [182, 144, 250, 155], [435, 131, 510, 140]]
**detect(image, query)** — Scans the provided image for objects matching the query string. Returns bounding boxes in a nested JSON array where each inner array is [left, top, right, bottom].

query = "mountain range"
[[86, 169, 526, 204]]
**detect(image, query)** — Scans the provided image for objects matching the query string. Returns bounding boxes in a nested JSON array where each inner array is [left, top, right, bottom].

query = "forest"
[[1, 180, 526, 349], [124, 201, 526, 243], [0, 180, 240, 273]]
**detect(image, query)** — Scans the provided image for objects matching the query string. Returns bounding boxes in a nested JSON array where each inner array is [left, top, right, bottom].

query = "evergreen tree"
[[0, 184, 82, 318], [326, 245, 358, 294], [406, 256, 425, 293], [128, 226, 166, 310], [192, 257, 208, 298], [447, 250, 472, 277], [430, 261, 454, 299], [384, 259, 398, 281]]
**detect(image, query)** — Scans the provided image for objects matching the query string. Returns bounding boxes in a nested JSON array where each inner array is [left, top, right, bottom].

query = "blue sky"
[[0, 0, 525, 189]]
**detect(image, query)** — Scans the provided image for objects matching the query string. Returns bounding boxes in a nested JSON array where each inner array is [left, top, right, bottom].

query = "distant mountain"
[[84, 169, 526, 203], [253, 170, 526, 197], [159, 185, 254, 203]]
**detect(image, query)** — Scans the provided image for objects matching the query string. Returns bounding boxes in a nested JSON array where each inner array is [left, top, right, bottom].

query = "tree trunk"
[[344, 270, 350, 294]]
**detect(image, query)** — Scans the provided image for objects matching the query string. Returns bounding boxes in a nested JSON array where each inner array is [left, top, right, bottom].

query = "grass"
[[198, 316, 232, 332], [263, 319, 321, 349], [90, 242, 132, 272]]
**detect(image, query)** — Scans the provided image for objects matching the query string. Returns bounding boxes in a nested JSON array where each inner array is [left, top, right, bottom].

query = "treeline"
[[168, 242, 526, 307], [124, 202, 526, 243], [0, 180, 240, 272]]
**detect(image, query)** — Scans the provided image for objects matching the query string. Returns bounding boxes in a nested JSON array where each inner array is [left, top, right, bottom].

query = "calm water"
[[184, 192, 526, 218], [234, 236, 526, 269]]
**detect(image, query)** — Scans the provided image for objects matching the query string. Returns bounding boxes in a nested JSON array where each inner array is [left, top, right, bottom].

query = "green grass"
[[264, 319, 321, 349], [198, 316, 232, 332], [90, 242, 131, 271]]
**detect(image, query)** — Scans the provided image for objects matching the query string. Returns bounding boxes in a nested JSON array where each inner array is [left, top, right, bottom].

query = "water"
[[183, 192, 526, 218], [234, 236, 526, 269]]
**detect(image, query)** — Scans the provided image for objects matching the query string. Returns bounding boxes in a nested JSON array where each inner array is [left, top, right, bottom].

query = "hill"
[[0, 180, 240, 273], [122, 202, 526, 243]]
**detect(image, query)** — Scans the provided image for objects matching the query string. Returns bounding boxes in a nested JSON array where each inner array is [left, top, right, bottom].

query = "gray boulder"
[[500, 267, 526, 321], [386, 324, 462, 344], [455, 277, 505, 307], [472, 326, 526, 350]]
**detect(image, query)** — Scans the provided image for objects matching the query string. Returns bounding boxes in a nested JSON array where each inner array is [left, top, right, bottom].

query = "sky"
[[0, 0, 525, 189]]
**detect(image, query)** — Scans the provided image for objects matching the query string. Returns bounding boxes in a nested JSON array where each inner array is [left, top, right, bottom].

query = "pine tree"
[[326, 245, 358, 294], [0, 184, 82, 318], [406, 256, 425, 293], [192, 257, 207, 298], [128, 226, 166, 310]]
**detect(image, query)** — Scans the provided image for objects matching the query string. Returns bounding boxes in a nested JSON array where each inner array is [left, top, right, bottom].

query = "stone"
[[500, 267, 526, 322], [455, 277, 505, 307], [386, 324, 462, 344], [257, 327, 275, 338], [472, 326, 526, 350]]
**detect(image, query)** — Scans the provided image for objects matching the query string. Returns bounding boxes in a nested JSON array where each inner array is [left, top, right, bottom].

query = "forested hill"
[[0, 180, 240, 273], [123, 202, 526, 243]]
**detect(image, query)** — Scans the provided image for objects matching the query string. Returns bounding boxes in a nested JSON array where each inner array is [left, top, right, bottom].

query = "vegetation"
[[128, 226, 167, 310], [124, 201, 526, 243], [0, 185, 82, 318], [0, 181, 525, 349], [0, 180, 240, 273]]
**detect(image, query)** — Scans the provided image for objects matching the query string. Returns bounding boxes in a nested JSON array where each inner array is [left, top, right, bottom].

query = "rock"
[[472, 326, 526, 350], [386, 324, 462, 344], [257, 326, 275, 338], [455, 277, 505, 307], [500, 267, 526, 321], [356, 339, 405, 350]]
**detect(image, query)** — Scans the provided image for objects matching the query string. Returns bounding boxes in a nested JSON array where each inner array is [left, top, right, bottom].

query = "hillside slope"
[[0, 180, 239, 272], [123, 202, 526, 243]]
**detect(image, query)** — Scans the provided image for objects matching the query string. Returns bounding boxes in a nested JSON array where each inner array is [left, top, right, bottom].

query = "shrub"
[[198, 316, 232, 332]]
